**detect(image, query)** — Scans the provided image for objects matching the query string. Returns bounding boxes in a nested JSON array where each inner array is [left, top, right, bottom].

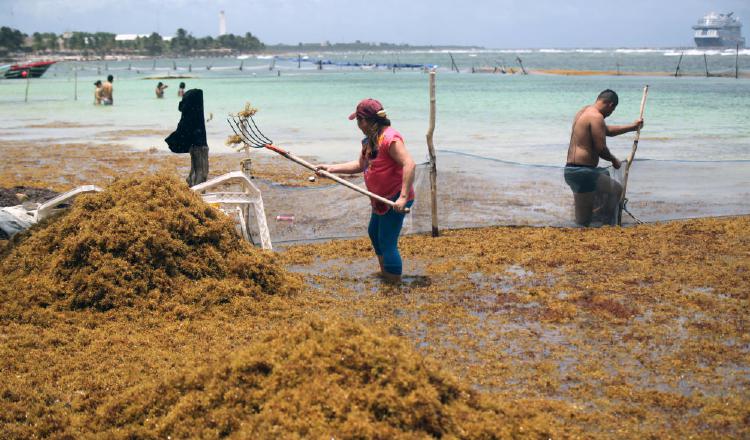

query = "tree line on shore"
[[0, 27, 264, 59]]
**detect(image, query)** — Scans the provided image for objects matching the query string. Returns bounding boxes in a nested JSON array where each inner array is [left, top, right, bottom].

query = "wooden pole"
[[703, 53, 709, 77], [618, 85, 649, 225], [24, 73, 30, 102], [516, 56, 528, 75], [736, 43, 740, 79], [263, 144, 410, 213], [674, 52, 683, 77], [426, 70, 439, 237], [449, 53, 459, 73]]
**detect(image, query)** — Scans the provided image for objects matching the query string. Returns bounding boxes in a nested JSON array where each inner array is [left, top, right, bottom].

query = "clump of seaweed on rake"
[[234, 102, 258, 119], [227, 102, 260, 151], [225, 134, 247, 152]]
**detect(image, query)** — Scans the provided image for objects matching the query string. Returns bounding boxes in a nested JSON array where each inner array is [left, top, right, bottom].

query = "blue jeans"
[[367, 198, 414, 276]]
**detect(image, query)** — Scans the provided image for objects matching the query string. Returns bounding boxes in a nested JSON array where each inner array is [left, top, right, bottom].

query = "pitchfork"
[[227, 115, 410, 213]]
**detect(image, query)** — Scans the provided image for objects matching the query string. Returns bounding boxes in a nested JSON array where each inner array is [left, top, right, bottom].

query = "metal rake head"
[[227, 115, 274, 149]]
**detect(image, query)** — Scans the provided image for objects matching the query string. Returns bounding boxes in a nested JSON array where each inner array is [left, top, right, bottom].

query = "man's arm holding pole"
[[592, 116, 622, 169]]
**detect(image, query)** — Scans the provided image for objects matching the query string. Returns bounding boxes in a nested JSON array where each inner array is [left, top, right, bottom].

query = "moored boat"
[[2, 61, 56, 79]]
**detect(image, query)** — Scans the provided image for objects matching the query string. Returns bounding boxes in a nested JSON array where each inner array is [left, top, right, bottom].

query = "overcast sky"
[[1, 0, 749, 48]]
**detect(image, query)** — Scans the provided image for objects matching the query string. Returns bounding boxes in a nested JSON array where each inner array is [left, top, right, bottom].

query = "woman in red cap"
[[317, 98, 416, 282]]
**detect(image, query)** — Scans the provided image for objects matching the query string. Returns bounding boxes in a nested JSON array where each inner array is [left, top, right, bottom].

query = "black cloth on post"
[[165, 89, 207, 154]]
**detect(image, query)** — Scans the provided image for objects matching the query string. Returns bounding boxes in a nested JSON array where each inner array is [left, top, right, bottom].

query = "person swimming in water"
[[155, 82, 168, 98]]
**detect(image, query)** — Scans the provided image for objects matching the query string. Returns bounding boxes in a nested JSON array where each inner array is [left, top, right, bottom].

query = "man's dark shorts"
[[564, 165, 609, 193]]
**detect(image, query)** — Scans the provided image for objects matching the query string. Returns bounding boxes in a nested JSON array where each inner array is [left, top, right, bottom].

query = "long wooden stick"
[[736, 43, 740, 79], [426, 70, 439, 237], [264, 144, 410, 213], [618, 85, 649, 225], [24, 73, 30, 103]]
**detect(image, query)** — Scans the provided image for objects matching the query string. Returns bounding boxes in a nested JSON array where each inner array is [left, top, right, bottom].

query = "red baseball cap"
[[348, 98, 386, 120]]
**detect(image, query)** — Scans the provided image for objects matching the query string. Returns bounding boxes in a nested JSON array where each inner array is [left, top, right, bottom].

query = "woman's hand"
[[393, 195, 408, 213], [315, 164, 331, 176]]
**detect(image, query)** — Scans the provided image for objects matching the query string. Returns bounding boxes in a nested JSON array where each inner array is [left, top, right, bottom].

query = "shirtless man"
[[100, 75, 114, 105], [565, 90, 643, 226]]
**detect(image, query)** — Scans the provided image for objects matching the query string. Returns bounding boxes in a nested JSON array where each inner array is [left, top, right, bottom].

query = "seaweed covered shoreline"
[[0, 139, 748, 437]]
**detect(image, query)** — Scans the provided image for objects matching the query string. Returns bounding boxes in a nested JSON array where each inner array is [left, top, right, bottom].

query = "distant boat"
[[693, 12, 746, 48], [3, 61, 56, 79]]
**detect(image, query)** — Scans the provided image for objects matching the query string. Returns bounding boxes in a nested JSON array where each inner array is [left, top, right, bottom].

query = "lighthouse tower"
[[219, 10, 227, 36]]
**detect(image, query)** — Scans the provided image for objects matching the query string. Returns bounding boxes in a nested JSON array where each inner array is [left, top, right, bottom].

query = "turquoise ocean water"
[[1, 49, 748, 227]]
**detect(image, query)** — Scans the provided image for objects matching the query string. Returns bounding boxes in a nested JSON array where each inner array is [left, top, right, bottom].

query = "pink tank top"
[[362, 127, 415, 215]]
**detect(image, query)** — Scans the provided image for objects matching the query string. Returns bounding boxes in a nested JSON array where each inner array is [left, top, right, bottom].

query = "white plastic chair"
[[191, 171, 273, 250]]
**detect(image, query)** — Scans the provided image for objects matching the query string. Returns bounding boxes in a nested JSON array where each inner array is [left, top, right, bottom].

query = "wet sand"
[[1, 136, 748, 437]]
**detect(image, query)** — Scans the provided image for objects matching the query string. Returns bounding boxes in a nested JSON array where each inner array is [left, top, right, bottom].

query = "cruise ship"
[[693, 12, 745, 48]]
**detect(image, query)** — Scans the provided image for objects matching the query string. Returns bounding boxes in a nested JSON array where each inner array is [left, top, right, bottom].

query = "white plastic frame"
[[191, 171, 273, 250]]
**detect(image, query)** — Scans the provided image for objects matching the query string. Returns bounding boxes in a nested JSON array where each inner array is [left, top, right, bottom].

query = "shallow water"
[[1, 50, 748, 226]]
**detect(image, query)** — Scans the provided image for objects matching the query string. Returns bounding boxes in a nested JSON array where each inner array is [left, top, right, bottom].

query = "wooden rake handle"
[[264, 144, 410, 213], [618, 85, 649, 226], [625, 85, 649, 172]]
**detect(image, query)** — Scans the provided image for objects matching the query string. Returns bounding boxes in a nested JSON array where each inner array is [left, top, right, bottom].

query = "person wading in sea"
[[155, 82, 168, 98], [93, 80, 103, 105], [564, 89, 644, 226], [100, 75, 114, 105], [317, 98, 416, 283]]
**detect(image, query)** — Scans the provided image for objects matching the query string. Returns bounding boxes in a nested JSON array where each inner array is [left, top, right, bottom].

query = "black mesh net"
[[238, 151, 749, 245]]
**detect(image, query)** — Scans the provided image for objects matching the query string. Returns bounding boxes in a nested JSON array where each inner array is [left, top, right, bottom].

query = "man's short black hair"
[[107, 74, 114, 82], [597, 89, 618, 106]]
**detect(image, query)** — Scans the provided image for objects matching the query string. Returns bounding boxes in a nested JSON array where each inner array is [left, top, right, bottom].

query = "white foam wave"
[[615, 48, 668, 54]]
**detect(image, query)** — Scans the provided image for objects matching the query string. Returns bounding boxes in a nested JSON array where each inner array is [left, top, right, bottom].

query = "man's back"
[[101, 82, 113, 100], [567, 106, 604, 167]]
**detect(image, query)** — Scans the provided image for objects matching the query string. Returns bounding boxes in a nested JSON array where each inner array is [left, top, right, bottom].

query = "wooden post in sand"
[[426, 70, 439, 237], [618, 85, 649, 226]]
